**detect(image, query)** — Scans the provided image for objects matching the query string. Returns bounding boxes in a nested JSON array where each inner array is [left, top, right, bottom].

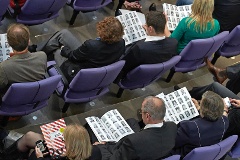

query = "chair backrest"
[[183, 135, 238, 160], [174, 37, 214, 72], [0, 75, 61, 116], [73, 0, 112, 11], [228, 137, 240, 158], [118, 56, 181, 90], [0, 0, 9, 25], [64, 60, 125, 102], [16, 0, 67, 25], [218, 25, 240, 56], [162, 155, 180, 160], [215, 135, 238, 159]]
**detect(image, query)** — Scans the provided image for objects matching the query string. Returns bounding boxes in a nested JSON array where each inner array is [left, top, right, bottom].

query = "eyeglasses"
[[138, 109, 147, 115]]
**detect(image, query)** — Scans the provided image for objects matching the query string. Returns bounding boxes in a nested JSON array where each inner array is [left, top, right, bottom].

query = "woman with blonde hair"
[[165, 0, 220, 53]]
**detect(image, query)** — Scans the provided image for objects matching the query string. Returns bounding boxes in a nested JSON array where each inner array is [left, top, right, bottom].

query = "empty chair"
[[162, 155, 180, 160], [8, 0, 67, 25], [183, 135, 238, 160], [0, 75, 61, 125], [0, 0, 9, 25], [47, 60, 125, 113], [166, 31, 229, 82], [68, 0, 112, 25], [116, 56, 181, 98], [228, 138, 240, 158], [212, 25, 240, 64]]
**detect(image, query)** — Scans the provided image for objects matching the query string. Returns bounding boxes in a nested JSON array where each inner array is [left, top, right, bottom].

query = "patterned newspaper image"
[[40, 118, 66, 156]]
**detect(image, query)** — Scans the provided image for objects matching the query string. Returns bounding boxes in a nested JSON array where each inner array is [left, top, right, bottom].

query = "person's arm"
[[175, 121, 192, 148], [169, 18, 187, 41]]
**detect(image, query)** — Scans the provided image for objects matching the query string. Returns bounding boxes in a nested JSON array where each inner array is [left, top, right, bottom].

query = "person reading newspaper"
[[91, 96, 177, 160]]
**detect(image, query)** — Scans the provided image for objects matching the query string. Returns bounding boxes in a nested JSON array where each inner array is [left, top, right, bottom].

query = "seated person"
[[188, 82, 240, 138], [33, 17, 125, 83], [93, 96, 177, 160], [0, 23, 47, 94], [205, 59, 240, 94], [172, 90, 229, 158], [121, 11, 178, 75], [213, 0, 240, 32], [165, 0, 220, 53], [2, 124, 101, 160], [176, 0, 193, 6]]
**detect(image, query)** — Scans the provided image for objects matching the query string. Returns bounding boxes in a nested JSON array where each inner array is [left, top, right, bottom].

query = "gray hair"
[[142, 96, 166, 121]]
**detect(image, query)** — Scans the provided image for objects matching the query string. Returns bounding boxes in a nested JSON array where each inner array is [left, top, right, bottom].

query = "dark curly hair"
[[96, 17, 124, 44]]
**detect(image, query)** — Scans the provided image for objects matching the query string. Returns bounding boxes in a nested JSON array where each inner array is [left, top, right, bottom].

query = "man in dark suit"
[[33, 17, 125, 83], [94, 96, 177, 160], [121, 11, 178, 76]]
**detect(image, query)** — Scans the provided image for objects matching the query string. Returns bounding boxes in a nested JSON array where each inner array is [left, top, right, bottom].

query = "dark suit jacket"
[[122, 37, 178, 74], [60, 39, 125, 82], [98, 122, 177, 160], [173, 116, 229, 157]]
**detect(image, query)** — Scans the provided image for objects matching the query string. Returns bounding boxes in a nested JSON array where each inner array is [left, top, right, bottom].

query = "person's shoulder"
[[163, 121, 177, 130], [213, 18, 220, 26], [165, 37, 178, 44], [32, 51, 47, 59]]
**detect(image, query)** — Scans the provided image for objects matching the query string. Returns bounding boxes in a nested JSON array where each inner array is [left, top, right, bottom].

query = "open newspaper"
[[116, 11, 147, 46], [163, 3, 192, 31], [0, 34, 12, 62], [156, 87, 199, 124], [86, 109, 134, 142], [40, 118, 66, 157]]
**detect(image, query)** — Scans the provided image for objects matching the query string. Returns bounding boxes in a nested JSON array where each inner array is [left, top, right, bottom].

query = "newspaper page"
[[163, 3, 192, 31], [156, 87, 199, 124], [86, 109, 134, 143], [40, 118, 66, 157], [0, 34, 12, 62], [116, 11, 147, 46]]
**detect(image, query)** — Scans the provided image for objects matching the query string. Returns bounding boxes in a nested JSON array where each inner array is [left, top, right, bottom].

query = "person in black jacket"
[[93, 96, 177, 160], [121, 11, 178, 76], [34, 17, 125, 83]]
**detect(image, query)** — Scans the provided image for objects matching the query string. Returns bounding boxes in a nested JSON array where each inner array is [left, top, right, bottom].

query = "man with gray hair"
[[94, 96, 177, 160]]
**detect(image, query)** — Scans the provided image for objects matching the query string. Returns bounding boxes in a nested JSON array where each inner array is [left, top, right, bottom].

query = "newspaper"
[[163, 3, 192, 31], [116, 11, 147, 46], [156, 87, 199, 124], [40, 118, 66, 157], [0, 34, 12, 62], [86, 109, 134, 143]]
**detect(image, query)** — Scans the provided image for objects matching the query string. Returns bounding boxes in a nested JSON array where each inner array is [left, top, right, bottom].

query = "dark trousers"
[[226, 63, 240, 94]]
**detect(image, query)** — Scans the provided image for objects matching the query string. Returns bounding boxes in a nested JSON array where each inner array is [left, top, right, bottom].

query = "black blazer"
[[173, 116, 229, 157], [98, 122, 177, 160], [60, 39, 125, 82], [122, 37, 178, 74]]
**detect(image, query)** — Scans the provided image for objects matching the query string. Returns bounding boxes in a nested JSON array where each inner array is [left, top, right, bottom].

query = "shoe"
[[174, 85, 180, 91], [205, 58, 227, 84], [115, 9, 122, 17], [149, 3, 156, 11], [28, 44, 37, 53]]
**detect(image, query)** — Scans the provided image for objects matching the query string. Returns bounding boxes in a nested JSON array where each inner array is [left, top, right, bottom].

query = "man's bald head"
[[7, 24, 30, 52], [142, 96, 166, 121]]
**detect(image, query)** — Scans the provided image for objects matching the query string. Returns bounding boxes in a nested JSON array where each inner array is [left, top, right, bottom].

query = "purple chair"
[[47, 60, 125, 113], [116, 56, 181, 98], [212, 25, 240, 64], [162, 155, 180, 160], [183, 135, 238, 160], [68, 0, 112, 25], [0, 0, 9, 25], [166, 31, 229, 82], [0, 75, 61, 125], [8, 0, 67, 25], [228, 138, 240, 158]]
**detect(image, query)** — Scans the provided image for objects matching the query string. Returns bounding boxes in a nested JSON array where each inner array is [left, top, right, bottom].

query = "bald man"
[[95, 96, 177, 160]]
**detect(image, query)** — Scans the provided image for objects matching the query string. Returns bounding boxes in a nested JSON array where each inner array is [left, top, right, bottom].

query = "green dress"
[[170, 17, 220, 53]]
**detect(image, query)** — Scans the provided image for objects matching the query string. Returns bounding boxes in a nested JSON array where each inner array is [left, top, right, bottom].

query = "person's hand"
[[124, 1, 142, 9], [10, 52, 14, 57], [192, 98, 200, 111], [35, 146, 43, 158], [230, 99, 240, 107], [93, 141, 106, 145]]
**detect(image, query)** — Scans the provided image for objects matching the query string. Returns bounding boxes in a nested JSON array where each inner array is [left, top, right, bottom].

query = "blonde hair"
[[187, 0, 215, 33], [63, 124, 92, 160]]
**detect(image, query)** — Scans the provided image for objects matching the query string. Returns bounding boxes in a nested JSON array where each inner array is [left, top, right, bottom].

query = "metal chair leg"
[[69, 10, 80, 25], [166, 69, 176, 83], [211, 54, 220, 65], [116, 88, 124, 98], [62, 103, 70, 113]]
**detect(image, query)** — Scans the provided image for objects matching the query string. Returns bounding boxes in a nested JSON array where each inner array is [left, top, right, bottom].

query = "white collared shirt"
[[144, 122, 164, 130], [145, 36, 165, 42]]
